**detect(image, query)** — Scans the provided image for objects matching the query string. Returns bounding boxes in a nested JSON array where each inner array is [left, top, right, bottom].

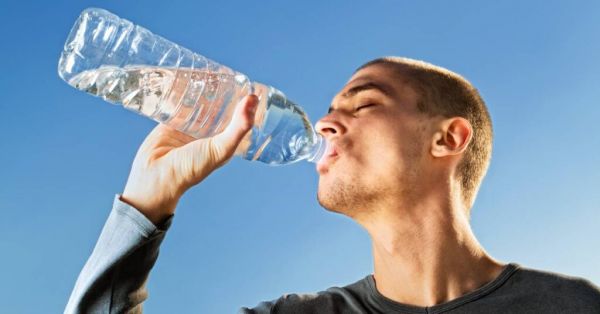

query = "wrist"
[[119, 193, 177, 226]]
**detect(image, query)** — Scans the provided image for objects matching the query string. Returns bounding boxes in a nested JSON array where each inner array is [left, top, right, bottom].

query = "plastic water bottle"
[[57, 8, 327, 165]]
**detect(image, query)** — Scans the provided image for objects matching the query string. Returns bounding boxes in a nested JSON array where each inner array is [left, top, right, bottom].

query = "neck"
[[357, 190, 505, 307]]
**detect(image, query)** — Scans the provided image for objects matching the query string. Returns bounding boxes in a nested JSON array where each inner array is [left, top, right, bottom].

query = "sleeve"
[[237, 293, 323, 314], [64, 194, 173, 314], [238, 300, 276, 314]]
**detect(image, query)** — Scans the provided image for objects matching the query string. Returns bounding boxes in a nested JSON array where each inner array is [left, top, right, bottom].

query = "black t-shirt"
[[240, 263, 600, 313]]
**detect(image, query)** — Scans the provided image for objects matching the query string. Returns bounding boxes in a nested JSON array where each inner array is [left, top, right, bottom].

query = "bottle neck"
[[307, 134, 327, 163]]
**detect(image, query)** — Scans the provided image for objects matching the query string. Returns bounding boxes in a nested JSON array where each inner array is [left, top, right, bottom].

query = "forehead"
[[335, 64, 419, 106]]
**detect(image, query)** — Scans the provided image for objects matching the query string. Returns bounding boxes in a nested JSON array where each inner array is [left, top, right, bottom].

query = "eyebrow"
[[328, 81, 394, 113]]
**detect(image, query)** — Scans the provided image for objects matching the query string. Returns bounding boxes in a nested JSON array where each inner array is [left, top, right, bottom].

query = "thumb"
[[210, 94, 259, 161]]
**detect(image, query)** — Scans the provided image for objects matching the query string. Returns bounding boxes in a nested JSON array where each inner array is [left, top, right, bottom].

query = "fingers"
[[148, 94, 258, 156], [210, 94, 259, 159], [124, 95, 261, 213], [164, 95, 259, 188], [152, 124, 196, 143], [141, 124, 197, 155]]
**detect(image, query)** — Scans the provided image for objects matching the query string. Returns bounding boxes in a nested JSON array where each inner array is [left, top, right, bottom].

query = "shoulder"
[[512, 265, 600, 294], [505, 265, 600, 309], [238, 292, 350, 314], [239, 276, 371, 314]]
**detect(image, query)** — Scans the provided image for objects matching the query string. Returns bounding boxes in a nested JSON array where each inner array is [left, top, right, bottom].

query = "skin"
[[121, 95, 259, 224], [121, 63, 506, 307], [315, 64, 505, 306]]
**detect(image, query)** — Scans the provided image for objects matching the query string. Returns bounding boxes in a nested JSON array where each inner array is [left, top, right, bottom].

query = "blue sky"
[[1, 1, 599, 313]]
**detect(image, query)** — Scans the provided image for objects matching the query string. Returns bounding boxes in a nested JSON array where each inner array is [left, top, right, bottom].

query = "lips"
[[324, 142, 338, 158], [316, 142, 339, 173]]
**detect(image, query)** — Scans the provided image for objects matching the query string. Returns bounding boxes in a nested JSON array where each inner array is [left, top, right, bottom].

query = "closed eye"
[[356, 104, 376, 111]]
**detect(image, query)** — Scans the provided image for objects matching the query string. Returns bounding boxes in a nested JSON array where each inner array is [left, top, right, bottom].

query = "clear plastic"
[[58, 7, 326, 165]]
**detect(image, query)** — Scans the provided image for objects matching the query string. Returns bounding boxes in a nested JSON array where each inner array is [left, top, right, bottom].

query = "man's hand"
[[121, 95, 259, 225]]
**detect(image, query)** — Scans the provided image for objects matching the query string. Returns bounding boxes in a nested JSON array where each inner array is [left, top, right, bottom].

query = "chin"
[[316, 180, 336, 208], [316, 190, 344, 214], [316, 178, 359, 217], [317, 168, 384, 220]]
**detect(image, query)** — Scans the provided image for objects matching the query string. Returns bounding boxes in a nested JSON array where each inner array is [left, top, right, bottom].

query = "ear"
[[430, 117, 473, 158]]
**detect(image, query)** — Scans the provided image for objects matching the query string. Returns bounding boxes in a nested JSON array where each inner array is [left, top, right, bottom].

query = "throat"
[[366, 206, 505, 307]]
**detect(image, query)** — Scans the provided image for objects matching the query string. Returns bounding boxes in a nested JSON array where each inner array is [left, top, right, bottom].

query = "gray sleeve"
[[64, 195, 173, 314], [238, 300, 276, 314], [238, 293, 323, 314]]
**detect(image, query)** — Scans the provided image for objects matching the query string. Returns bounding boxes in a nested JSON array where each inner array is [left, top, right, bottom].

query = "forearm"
[[65, 195, 172, 314]]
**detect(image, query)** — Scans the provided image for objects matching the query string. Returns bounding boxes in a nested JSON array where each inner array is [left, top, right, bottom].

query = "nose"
[[315, 115, 347, 139]]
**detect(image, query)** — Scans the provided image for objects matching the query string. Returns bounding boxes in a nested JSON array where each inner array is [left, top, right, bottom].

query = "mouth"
[[316, 143, 339, 173]]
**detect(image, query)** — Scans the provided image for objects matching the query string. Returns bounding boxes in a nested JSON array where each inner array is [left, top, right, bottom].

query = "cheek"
[[357, 133, 401, 175], [360, 123, 423, 176]]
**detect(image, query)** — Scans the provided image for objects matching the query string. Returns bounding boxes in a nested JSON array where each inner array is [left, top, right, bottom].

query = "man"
[[65, 57, 600, 313]]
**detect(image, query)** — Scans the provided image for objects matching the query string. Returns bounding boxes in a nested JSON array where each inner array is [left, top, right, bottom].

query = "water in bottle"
[[58, 8, 326, 165]]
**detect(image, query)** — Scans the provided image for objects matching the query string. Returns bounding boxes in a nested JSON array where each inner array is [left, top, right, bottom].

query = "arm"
[[65, 195, 171, 314], [65, 95, 258, 313]]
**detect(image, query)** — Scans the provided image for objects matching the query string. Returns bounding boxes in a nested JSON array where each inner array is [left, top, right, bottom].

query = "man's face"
[[316, 64, 430, 217]]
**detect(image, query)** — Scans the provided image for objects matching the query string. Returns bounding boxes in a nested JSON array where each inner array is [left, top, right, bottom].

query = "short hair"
[[356, 57, 493, 209]]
